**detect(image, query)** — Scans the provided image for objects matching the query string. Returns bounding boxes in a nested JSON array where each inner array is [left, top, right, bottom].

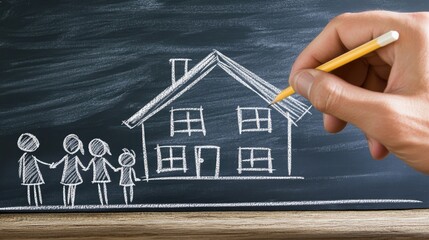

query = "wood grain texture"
[[1, 210, 429, 239]]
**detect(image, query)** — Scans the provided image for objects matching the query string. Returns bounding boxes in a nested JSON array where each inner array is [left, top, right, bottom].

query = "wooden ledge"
[[1, 210, 429, 239]]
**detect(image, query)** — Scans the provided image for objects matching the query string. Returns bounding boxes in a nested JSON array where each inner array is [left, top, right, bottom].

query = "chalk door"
[[194, 146, 220, 178]]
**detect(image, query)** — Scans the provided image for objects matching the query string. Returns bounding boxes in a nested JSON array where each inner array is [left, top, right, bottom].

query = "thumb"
[[289, 69, 386, 131]]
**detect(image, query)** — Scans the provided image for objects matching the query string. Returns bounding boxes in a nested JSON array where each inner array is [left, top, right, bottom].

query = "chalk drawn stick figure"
[[84, 138, 116, 206], [50, 134, 85, 207], [17, 133, 51, 207], [118, 148, 140, 205]]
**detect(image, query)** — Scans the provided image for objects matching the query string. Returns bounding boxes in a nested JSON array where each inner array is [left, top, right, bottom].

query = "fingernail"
[[293, 71, 314, 99]]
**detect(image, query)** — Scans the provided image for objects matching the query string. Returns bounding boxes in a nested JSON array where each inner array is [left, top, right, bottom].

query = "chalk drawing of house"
[[123, 50, 311, 181]]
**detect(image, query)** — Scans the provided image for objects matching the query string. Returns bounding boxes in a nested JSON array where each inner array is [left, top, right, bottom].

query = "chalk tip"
[[377, 30, 399, 47]]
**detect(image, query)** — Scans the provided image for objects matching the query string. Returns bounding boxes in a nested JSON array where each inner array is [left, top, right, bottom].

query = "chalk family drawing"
[[17, 133, 51, 207], [50, 134, 86, 207], [4, 51, 422, 211]]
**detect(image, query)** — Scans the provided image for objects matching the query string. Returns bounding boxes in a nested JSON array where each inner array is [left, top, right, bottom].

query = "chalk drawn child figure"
[[84, 138, 117, 205], [50, 134, 85, 207], [17, 133, 51, 207], [117, 148, 140, 205]]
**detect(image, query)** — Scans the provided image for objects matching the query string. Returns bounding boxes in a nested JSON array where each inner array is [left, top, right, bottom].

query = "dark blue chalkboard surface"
[[1, 0, 429, 212]]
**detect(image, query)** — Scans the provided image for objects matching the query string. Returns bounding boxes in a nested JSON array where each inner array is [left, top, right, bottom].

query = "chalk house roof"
[[124, 50, 311, 129]]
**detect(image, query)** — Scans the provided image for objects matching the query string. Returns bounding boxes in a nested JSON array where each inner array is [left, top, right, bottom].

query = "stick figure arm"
[[18, 155, 24, 178], [76, 157, 86, 169], [51, 156, 66, 169], [83, 158, 94, 171], [104, 158, 117, 171], [35, 156, 51, 166], [132, 168, 141, 181]]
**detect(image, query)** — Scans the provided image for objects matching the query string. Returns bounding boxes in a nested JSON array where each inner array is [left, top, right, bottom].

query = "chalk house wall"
[[138, 67, 294, 181]]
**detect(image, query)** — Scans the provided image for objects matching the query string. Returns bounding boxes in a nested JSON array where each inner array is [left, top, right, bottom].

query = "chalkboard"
[[1, 0, 429, 212]]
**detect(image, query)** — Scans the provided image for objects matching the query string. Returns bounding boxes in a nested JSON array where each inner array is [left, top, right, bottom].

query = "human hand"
[[288, 11, 429, 173]]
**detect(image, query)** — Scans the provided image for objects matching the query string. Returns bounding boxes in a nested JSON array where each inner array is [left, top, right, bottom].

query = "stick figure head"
[[17, 133, 40, 152], [118, 148, 136, 167], [63, 134, 84, 155], [88, 138, 111, 157]]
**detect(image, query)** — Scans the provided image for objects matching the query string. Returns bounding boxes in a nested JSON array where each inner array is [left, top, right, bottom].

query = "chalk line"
[[0, 199, 422, 211], [194, 146, 221, 178], [146, 176, 304, 180]]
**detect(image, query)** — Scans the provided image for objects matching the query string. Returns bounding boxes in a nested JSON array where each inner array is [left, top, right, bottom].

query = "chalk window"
[[237, 147, 273, 174], [236, 107, 272, 134], [170, 107, 206, 137], [155, 145, 187, 173]]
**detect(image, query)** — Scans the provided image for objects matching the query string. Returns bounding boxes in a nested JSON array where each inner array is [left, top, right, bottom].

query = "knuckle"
[[405, 13, 429, 46], [310, 76, 343, 114], [409, 12, 429, 24], [373, 101, 405, 143], [330, 12, 353, 26]]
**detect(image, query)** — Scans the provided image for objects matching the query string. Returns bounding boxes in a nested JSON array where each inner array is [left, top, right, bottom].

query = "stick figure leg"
[[71, 185, 76, 207], [37, 185, 43, 205], [63, 186, 67, 206], [27, 186, 32, 206], [33, 186, 38, 207], [103, 183, 108, 205], [67, 185, 72, 205], [123, 187, 128, 205], [97, 184, 104, 205]]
